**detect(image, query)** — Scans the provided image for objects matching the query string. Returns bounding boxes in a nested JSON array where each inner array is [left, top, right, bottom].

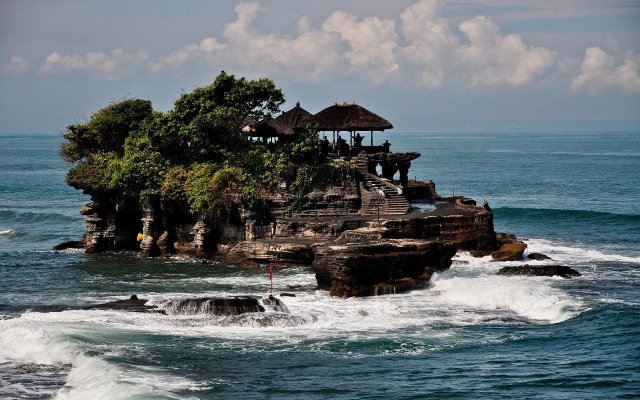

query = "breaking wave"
[[0, 210, 79, 224], [493, 207, 640, 224]]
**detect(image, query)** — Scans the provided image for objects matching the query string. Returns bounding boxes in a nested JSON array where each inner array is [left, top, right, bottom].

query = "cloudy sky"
[[1, 0, 639, 133]]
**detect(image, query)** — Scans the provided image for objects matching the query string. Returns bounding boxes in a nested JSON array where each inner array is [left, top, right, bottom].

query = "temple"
[[243, 101, 433, 216], [76, 100, 503, 298]]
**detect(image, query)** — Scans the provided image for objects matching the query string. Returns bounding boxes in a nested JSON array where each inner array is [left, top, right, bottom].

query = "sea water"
[[0, 131, 638, 399]]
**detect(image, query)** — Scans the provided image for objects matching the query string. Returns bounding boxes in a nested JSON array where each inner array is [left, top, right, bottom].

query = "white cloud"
[[218, 2, 347, 81], [399, 0, 459, 88], [571, 47, 640, 93], [323, 11, 399, 83], [2, 56, 31, 74], [39, 49, 150, 80], [457, 16, 556, 87], [28, 0, 636, 95], [149, 37, 225, 73]]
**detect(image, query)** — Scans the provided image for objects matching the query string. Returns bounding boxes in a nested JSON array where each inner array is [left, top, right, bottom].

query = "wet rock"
[[528, 252, 552, 261], [491, 241, 527, 261], [496, 232, 518, 244], [162, 295, 288, 315], [218, 313, 316, 327], [227, 241, 314, 265], [52, 240, 85, 251], [497, 265, 581, 278], [314, 239, 457, 297], [84, 295, 163, 313], [280, 293, 296, 297]]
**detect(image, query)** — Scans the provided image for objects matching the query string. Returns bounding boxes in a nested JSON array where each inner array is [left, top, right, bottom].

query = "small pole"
[[377, 191, 381, 224], [269, 262, 273, 295]]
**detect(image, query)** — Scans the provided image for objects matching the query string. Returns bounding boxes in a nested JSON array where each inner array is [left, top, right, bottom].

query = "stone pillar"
[[381, 160, 397, 181], [139, 197, 162, 257], [82, 196, 116, 253], [367, 159, 377, 175], [398, 161, 411, 188], [194, 216, 213, 257]]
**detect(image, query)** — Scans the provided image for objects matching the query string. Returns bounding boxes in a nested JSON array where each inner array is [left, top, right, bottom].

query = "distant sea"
[[0, 131, 639, 399]]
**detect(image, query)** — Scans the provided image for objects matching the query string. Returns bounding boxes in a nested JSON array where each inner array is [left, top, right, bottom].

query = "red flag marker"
[[269, 262, 273, 294], [269, 262, 273, 282]]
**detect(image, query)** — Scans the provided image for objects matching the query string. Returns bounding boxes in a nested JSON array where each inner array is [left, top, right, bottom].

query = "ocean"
[[0, 131, 638, 399]]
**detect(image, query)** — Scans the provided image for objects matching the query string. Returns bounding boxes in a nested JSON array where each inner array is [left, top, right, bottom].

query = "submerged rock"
[[52, 240, 85, 251], [84, 294, 163, 313], [85, 294, 288, 315], [528, 252, 552, 261], [497, 265, 581, 278], [161, 295, 288, 315]]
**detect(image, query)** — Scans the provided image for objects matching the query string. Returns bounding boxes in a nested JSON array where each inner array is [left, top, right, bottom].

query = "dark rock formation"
[[84, 294, 162, 313], [528, 252, 552, 261], [161, 295, 288, 315], [497, 265, 581, 278], [81, 194, 142, 253], [52, 240, 85, 251], [84, 294, 289, 315], [492, 241, 528, 261], [314, 240, 457, 297], [70, 153, 504, 298], [226, 241, 315, 265]]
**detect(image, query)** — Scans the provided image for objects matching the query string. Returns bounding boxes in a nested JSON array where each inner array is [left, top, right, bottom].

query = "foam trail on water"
[[0, 228, 16, 236], [525, 238, 640, 264]]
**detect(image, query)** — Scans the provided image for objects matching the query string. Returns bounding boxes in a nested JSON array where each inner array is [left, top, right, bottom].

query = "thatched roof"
[[246, 102, 312, 137], [276, 102, 312, 133], [307, 103, 393, 132]]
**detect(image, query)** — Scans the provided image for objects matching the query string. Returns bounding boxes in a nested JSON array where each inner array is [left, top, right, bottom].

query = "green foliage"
[[285, 129, 320, 164], [61, 71, 341, 222], [161, 165, 189, 202], [61, 99, 153, 162], [183, 163, 244, 219], [166, 71, 285, 162], [65, 152, 117, 192], [110, 131, 169, 197]]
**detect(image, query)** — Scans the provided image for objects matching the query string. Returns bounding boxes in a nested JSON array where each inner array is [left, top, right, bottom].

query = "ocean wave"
[[0, 312, 202, 399], [493, 207, 640, 223], [0, 229, 16, 236], [429, 271, 583, 324], [0, 209, 79, 224], [525, 238, 640, 264]]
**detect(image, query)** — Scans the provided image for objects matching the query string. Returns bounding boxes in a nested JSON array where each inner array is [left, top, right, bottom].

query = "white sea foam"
[[525, 238, 640, 264], [0, 228, 16, 236], [429, 272, 581, 323], [0, 311, 203, 399]]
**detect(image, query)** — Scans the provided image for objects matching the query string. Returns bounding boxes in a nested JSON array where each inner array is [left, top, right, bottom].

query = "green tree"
[[60, 99, 153, 162]]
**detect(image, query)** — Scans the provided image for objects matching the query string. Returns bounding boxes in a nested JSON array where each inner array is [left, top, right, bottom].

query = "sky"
[[1, 0, 639, 133]]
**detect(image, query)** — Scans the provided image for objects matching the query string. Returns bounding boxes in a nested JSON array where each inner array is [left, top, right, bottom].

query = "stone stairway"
[[354, 157, 410, 216]]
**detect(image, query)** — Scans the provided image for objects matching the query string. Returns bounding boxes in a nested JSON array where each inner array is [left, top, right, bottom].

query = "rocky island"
[[60, 72, 540, 298]]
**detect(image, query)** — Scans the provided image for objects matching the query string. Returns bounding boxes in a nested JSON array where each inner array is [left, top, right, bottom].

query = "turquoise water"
[[0, 132, 639, 399]]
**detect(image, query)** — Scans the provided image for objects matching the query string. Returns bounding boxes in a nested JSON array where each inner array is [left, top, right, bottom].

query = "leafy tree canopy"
[[62, 71, 336, 220]]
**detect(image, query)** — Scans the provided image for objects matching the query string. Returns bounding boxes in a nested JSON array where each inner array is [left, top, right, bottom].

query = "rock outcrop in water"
[[84, 295, 162, 313], [491, 232, 527, 261], [162, 295, 288, 315], [314, 240, 457, 297], [84, 295, 289, 315], [497, 265, 581, 278], [59, 73, 508, 298]]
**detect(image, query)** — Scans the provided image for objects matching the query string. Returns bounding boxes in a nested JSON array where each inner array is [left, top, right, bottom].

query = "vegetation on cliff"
[[61, 71, 348, 220]]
